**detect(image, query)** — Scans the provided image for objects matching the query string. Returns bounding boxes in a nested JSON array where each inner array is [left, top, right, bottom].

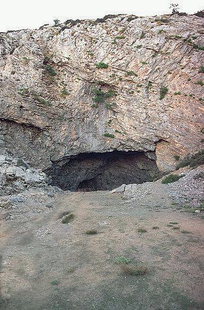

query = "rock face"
[[0, 154, 46, 195], [0, 13, 203, 176]]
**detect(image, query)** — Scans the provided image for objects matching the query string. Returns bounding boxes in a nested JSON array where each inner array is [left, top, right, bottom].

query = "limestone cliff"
[[0, 13, 203, 173]]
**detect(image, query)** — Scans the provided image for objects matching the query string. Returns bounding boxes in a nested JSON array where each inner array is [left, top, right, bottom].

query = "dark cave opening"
[[46, 151, 159, 191]]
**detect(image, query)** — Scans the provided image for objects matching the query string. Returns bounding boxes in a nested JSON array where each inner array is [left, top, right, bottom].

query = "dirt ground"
[[0, 186, 204, 310]]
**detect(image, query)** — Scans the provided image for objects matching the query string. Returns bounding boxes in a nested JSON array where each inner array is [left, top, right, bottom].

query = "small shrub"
[[136, 45, 142, 48], [61, 88, 69, 97], [105, 103, 116, 110], [50, 280, 60, 285], [126, 71, 137, 76], [32, 93, 50, 105], [85, 229, 98, 235], [159, 87, 168, 100], [96, 62, 109, 69], [53, 19, 60, 26], [199, 66, 204, 73], [138, 228, 147, 233], [162, 174, 184, 184], [174, 155, 180, 161], [174, 92, 181, 95], [61, 213, 75, 224], [193, 44, 204, 51], [181, 230, 191, 234], [115, 256, 131, 264], [91, 104, 98, 108], [92, 88, 116, 103], [18, 88, 29, 96], [169, 222, 178, 225], [141, 61, 148, 65], [45, 64, 57, 76], [103, 133, 115, 138], [115, 36, 125, 39], [195, 80, 204, 86], [172, 226, 180, 230], [152, 226, 159, 230]]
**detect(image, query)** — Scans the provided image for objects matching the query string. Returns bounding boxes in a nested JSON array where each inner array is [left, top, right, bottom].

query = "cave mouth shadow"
[[46, 151, 160, 192]]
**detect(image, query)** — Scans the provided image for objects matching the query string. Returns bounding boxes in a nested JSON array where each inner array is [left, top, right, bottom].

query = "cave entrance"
[[46, 151, 159, 191]]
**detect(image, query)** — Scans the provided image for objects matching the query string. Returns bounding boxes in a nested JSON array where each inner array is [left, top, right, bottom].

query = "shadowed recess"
[[46, 151, 160, 191]]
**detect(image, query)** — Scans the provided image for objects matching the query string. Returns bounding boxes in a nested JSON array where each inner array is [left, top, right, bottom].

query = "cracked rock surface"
[[0, 13, 203, 172]]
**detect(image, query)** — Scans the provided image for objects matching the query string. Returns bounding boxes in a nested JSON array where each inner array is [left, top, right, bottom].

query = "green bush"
[[174, 92, 181, 95], [159, 86, 168, 100], [195, 80, 204, 86], [126, 71, 137, 76], [103, 133, 115, 138], [162, 174, 184, 184], [199, 66, 204, 73], [115, 36, 125, 39], [96, 62, 109, 69], [92, 88, 116, 103], [45, 64, 57, 76]]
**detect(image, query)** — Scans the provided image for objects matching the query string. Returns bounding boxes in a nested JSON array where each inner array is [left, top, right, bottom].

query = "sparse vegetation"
[[174, 92, 181, 95], [96, 62, 109, 69], [199, 66, 204, 73], [126, 71, 137, 76], [181, 230, 192, 234], [61, 88, 69, 97], [115, 36, 125, 40], [32, 93, 50, 105], [195, 80, 204, 86], [138, 228, 147, 233], [45, 64, 57, 76], [103, 133, 115, 138], [159, 87, 168, 100], [136, 45, 142, 49], [152, 226, 159, 230], [174, 155, 180, 161], [176, 150, 204, 169], [85, 229, 98, 235], [115, 256, 132, 264], [18, 88, 29, 96], [50, 280, 60, 286], [162, 174, 184, 184], [61, 213, 75, 224], [193, 44, 204, 51], [92, 88, 117, 103]]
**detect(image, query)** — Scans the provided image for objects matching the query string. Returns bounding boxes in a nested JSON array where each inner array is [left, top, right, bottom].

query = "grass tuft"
[[138, 228, 147, 233], [61, 213, 75, 224], [162, 174, 184, 184], [85, 229, 98, 235]]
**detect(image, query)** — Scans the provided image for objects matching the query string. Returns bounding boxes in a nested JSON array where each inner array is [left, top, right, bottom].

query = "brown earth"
[[0, 184, 204, 310]]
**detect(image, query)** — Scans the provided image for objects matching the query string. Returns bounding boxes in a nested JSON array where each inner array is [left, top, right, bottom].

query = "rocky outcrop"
[[0, 154, 46, 195], [0, 13, 203, 174]]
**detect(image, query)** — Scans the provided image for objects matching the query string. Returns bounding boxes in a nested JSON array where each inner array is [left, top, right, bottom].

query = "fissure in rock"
[[46, 151, 159, 191]]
